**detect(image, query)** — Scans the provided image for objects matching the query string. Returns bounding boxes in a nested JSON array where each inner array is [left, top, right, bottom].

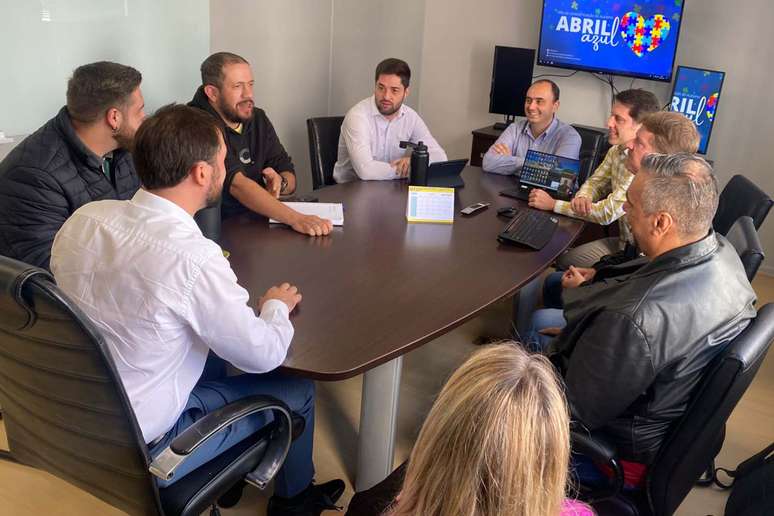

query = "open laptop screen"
[[520, 149, 581, 197]]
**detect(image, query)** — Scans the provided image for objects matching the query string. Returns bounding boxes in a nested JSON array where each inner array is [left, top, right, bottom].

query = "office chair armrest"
[[149, 395, 293, 483], [571, 429, 626, 503], [571, 429, 617, 462]]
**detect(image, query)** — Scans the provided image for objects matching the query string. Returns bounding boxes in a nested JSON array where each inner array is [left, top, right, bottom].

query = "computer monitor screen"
[[520, 150, 581, 197], [489, 46, 536, 117], [537, 0, 685, 82], [669, 66, 725, 155]]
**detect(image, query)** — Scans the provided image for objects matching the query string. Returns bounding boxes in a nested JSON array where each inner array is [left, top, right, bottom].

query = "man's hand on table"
[[528, 188, 556, 211], [290, 213, 333, 237], [260, 282, 302, 312], [390, 157, 411, 178]]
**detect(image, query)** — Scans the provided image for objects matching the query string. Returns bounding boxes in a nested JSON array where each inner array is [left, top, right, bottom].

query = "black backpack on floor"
[[719, 442, 774, 516]]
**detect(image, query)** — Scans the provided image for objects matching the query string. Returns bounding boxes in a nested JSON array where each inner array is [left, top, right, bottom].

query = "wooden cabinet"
[[469, 125, 503, 167]]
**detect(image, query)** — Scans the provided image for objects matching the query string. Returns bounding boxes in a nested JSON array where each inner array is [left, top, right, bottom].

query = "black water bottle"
[[409, 141, 429, 186]]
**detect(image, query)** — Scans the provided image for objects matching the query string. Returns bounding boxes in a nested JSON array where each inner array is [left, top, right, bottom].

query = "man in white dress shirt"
[[50, 105, 343, 515], [333, 58, 447, 183]]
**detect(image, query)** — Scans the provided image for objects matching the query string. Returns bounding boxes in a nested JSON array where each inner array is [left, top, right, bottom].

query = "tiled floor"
[[1, 275, 773, 515]]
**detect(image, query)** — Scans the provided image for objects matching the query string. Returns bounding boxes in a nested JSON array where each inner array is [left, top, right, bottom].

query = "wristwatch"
[[280, 175, 289, 194]]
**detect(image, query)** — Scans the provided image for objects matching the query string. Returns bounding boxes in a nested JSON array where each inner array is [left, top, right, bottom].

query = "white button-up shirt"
[[333, 95, 447, 183], [51, 189, 294, 443]]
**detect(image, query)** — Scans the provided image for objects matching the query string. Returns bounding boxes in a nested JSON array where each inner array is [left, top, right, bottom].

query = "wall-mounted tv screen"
[[669, 66, 725, 155], [537, 0, 686, 82]]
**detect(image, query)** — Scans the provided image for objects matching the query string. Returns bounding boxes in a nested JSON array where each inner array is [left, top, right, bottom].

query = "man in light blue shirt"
[[482, 80, 581, 175]]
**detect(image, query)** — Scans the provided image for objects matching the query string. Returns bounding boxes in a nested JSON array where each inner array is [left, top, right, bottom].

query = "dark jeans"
[[149, 369, 315, 497]]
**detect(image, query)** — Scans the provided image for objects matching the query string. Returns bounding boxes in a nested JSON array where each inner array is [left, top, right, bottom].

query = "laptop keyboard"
[[497, 208, 558, 250]]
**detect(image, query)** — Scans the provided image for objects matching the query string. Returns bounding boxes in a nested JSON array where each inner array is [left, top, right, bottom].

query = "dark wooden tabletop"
[[220, 167, 584, 380]]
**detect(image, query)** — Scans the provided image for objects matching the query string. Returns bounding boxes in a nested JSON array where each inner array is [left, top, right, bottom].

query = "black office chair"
[[571, 303, 774, 516], [713, 175, 773, 236], [726, 216, 765, 282], [193, 199, 222, 243], [0, 256, 296, 516], [307, 116, 344, 190], [571, 124, 608, 186]]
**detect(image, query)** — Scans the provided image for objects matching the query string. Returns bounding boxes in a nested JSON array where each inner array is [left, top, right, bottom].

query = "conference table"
[[220, 167, 584, 491]]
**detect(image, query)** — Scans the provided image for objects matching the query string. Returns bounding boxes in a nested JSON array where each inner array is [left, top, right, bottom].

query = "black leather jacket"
[[550, 231, 756, 463]]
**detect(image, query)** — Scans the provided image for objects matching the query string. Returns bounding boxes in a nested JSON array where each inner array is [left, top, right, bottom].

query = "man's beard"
[[376, 98, 403, 117], [218, 97, 253, 125], [205, 178, 223, 208], [114, 126, 134, 151]]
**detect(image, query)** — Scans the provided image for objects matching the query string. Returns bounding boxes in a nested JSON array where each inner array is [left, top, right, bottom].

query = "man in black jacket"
[[0, 61, 144, 269], [189, 52, 332, 236], [550, 153, 756, 485]]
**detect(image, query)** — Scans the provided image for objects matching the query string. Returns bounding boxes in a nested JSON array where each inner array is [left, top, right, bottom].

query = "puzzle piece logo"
[[619, 11, 671, 57], [706, 92, 719, 121]]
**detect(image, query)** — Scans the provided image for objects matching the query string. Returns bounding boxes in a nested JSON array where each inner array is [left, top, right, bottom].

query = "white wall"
[[0, 0, 209, 136], [210, 0, 333, 194], [329, 0, 426, 115]]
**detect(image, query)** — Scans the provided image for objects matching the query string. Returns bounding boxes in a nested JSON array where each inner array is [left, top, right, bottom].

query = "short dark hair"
[[614, 89, 661, 122], [531, 79, 561, 102], [201, 52, 249, 88], [66, 61, 142, 124], [133, 104, 223, 190], [375, 58, 411, 88]]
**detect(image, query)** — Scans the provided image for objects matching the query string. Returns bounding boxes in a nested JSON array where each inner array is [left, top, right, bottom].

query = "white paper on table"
[[269, 202, 344, 226]]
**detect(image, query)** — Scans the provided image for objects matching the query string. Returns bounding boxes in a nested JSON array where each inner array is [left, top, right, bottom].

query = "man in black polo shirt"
[[189, 52, 332, 236], [0, 61, 144, 269]]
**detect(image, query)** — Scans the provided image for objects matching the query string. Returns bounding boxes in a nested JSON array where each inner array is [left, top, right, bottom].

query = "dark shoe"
[[216, 479, 245, 508], [267, 479, 345, 515]]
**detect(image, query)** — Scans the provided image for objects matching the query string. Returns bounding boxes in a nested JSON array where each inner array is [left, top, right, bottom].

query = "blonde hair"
[[389, 343, 571, 516], [640, 111, 700, 154]]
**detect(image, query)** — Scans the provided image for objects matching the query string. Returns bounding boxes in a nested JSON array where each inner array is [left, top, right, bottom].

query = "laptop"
[[426, 159, 468, 188], [500, 150, 581, 202]]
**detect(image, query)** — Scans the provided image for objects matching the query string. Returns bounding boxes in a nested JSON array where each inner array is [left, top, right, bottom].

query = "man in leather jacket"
[[549, 153, 756, 471]]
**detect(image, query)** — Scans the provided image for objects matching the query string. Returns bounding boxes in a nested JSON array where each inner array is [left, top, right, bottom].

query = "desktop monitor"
[[489, 46, 536, 119], [537, 0, 686, 82], [669, 66, 725, 155]]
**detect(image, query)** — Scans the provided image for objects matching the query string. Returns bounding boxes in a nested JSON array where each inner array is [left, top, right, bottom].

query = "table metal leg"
[[514, 274, 542, 339], [355, 356, 402, 492]]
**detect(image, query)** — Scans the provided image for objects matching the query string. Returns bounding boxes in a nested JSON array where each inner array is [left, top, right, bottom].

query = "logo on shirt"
[[239, 148, 252, 165]]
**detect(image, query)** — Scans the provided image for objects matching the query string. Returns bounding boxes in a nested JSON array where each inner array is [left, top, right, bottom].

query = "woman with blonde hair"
[[346, 343, 592, 516]]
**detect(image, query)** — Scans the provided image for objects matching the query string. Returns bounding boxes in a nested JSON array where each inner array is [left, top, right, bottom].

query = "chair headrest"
[[0, 256, 54, 331]]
